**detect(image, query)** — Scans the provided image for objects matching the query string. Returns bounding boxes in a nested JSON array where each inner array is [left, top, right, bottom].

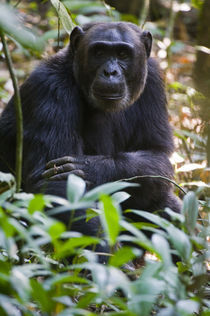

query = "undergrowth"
[[0, 172, 209, 315]]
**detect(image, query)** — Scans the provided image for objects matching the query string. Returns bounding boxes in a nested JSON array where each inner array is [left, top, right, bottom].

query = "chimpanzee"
[[0, 22, 181, 255]]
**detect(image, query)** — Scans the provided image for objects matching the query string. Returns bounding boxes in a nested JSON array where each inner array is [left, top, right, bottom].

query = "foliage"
[[0, 173, 209, 315], [0, 4, 45, 53], [51, 0, 75, 34], [0, 1, 209, 315]]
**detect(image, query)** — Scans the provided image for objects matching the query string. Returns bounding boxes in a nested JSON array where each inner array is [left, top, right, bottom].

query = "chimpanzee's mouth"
[[93, 92, 124, 101]]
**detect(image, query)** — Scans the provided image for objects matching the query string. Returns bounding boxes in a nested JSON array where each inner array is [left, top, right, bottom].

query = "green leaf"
[[100, 195, 120, 246], [176, 299, 200, 315], [152, 234, 172, 267], [66, 174, 86, 203], [164, 207, 185, 223], [129, 210, 192, 261], [182, 191, 199, 234], [191, 0, 204, 10], [0, 172, 15, 185], [85, 208, 101, 222], [120, 220, 156, 254], [82, 181, 138, 202], [77, 292, 97, 308], [0, 295, 22, 316], [48, 222, 66, 240], [177, 262, 190, 273], [0, 208, 15, 237], [0, 4, 45, 52], [55, 236, 99, 259], [51, 0, 75, 34], [30, 279, 53, 313], [109, 246, 141, 267], [28, 194, 46, 214], [111, 191, 130, 204], [130, 274, 165, 316], [167, 225, 192, 261], [0, 172, 16, 201], [84, 263, 131, 297]]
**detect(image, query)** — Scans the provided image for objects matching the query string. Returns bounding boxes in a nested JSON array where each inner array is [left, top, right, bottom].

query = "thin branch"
[[117, 174, 187, 195], [139, 0, 150, 28], [0, 31, 23, 192]]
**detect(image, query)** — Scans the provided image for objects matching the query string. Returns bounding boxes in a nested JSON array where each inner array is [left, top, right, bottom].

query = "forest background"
[[0, 1, 209, 315]]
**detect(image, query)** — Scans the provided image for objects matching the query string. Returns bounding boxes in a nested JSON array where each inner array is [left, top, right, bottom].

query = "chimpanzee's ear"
[[141, 31, 152, 58], [70, 26, 84, 53]]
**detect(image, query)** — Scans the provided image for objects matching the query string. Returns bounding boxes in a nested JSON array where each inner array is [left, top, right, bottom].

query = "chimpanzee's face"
[[71, 22, 152, 112]]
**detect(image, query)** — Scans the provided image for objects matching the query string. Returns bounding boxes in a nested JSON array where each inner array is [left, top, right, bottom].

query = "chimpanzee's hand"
[[42, 156, 88, 181]]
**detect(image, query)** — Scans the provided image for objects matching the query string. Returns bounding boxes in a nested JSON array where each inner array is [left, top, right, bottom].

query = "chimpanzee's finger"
[[48, 169, 85, 181], [42, 163, 76, 178], [46, 156, 84, 169]]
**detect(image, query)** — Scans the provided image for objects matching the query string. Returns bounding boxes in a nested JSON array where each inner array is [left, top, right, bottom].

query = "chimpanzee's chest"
[[82, 110, 137, 155]]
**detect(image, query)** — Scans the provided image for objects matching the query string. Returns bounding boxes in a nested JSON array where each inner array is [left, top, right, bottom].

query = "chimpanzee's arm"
[[42, 151, 173, 184]]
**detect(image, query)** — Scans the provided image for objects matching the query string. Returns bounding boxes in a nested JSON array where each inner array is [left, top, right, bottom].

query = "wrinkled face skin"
[[70, 22, 152, 112]]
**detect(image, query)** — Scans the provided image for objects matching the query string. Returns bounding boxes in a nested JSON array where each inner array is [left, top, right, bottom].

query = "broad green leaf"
[[0, 4, 45, 52], [0, 187, 16, 202], [177, 163, 204, 173], [111, 191, 130, 204], [120, 220, 156, 254], [55, 236, 99, 259], [48, 222, 66, 240], [67, 174, 86, 203], [176, 299, 200, 315], [0, 295, 22, 316], [100, 195, 120, 246], [77, 292, 97, 308], [182, 191, 199, 234], [167, 226, 192, 261], [45, 273, 88, 289], [109, 246, 141, 267], [0, 208, 15, 237], [130, 276, 165, 316], [28, 194, 45, 214], [164, 207, 185, 223], [51, 0, 74, 34], [127, 210, 171, 230], [152, 234, 172, 267], [0, 172, 15, 185], [82, 181, 138, 202], [87, 263, 131, 297], [86, 208, 101, 222], [129, 210, 192, 261], [11, 267, 31, 302], [0, 172, 16, 201], [30, 279, 53, 313]]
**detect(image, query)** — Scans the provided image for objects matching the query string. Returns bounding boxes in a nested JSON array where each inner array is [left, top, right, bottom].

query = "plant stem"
[[118, 174, 187, 195], [139, 0, 150, 28], [0, 31, 23, 192], [166, 0, 176, 40]]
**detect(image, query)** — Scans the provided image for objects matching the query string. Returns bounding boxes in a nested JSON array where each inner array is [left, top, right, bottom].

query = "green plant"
[[0, 173, 208, 315]]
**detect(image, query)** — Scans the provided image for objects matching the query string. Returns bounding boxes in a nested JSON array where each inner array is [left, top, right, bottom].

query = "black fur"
[[0, 23, 181, 252]]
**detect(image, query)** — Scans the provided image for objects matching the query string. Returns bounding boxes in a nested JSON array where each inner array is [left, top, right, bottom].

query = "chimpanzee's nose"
[[103, 69, 118, 77]]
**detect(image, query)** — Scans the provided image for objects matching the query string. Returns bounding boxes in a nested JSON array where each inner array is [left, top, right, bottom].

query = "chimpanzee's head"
[[70, 22, 152, 112]]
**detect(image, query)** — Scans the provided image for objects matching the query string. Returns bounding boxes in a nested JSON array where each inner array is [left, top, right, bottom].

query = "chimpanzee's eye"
[[94, 48, 104, 58], [117, 49, 129, 59]]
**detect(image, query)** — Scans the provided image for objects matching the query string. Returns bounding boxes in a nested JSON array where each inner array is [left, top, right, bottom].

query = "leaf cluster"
[[0, 173, 209, 316]]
